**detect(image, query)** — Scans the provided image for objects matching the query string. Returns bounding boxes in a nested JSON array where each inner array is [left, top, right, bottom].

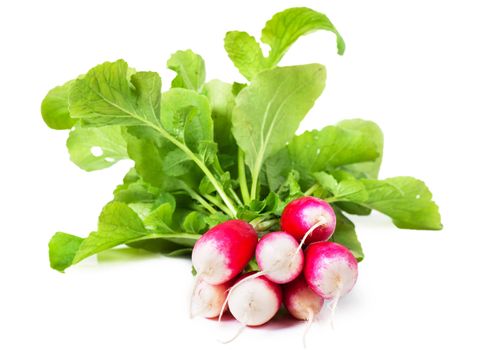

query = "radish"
[[283, 275, 324, 347], [227, 272, 282, 326], [283, 275, 324, 320], [255, 231, 304, 284], [219, 272, 282, 343], [190, 279, 230, 319], [304, 241, 358, 327], [191, 219, 258, 285], [304, 241, 358, 299], [281, 196, 337, 247]]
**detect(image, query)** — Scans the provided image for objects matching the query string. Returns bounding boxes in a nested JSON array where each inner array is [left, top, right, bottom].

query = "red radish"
[[283, 275, 324, 347], [192, 219, 258, 285], [255, 231, 304, 284], [283, 275, 324, 320], [304, 241, 358, 300], [219, 273, 282, 343], [228, 272, 282, 326], [190, 279, 230, 319], [281, 196, 337, 246], [304, 241, 358, 328]]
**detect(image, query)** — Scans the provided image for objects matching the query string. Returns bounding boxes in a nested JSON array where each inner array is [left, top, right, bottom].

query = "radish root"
[[219, 323, 246, 344], [302, 308, 314, 349], [218, 310, 248, 344], [327, 281, 343, 329], [293, 218, 328, 259]]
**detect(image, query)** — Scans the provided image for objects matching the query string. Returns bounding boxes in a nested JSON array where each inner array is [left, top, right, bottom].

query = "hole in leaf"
[[105, 157, 115, 163], [90, 146, 103, 157]]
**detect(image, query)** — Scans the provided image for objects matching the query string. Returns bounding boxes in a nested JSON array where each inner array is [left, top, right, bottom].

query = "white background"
[[1, 0, 486, 349]]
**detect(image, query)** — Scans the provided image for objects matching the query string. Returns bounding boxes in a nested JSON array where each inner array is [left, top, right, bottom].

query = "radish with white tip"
[[283, 275, 324, 347], [221, 272, 282, 343], [190, 279, 231, 319], [304, 241, 358, 327], [191, 219, 258, 284], [281, 196, 337, 249], [255, 231, 304, 284]]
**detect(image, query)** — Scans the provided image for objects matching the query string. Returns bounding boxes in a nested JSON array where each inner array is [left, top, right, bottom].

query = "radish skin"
[[227, 272, 282, 326], [281, 197, 336, 245], [255, 231, 304, 284], [192, 220, 257, 285], [190, 279, 230, 319], [304, 241, 358, 300]]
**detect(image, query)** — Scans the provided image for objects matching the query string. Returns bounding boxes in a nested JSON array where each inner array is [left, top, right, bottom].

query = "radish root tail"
[[219, 323, 246, 344], [302, 308, 314, 349], [293, 218, 328, 258], [327, 283, 342, 330]]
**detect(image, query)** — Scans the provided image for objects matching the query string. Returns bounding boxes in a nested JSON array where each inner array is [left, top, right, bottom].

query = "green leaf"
[[359, 177, 442, 230], [112, 168, 161, 203], [48, 232, 83, 272], [262, 7, 346, 66], [143, 202, 175, 231], [330, 211, 364, 261], [67, 125, 128, 171], [124, 128, 171, 188], [167, 50, 206, 91], [182, 211, 208, 234], [125, 237, 186, 254], [224, 31, 267, 80], [204, 212, 230, 227], [199, 171, 231, 195], [224, 8, 345, 80], [314, 172, 368, 202], [48, 202, 149, 271], [72, 202, 148, 264], [232, 64, 326, 193], [203, 80, 237, 151], [69, 60, 161, 127], [288, 124, 380, 180], [338, 119, 384, 179], [335, 202, 372, 216], [129, 233, 201, 247], [160, 88, 213, 153], [162, 149, 192, 177], [47, 201, 201, 271], [313, 172, 338, 194], [41, 80, 76, 130]]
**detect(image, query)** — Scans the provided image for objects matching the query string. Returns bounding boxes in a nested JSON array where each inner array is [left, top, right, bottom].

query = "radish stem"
[[238, 149, 250, 205], [183, 186, 217, 215], [304, 184, 319, 196], [203, 194, 233, 217]]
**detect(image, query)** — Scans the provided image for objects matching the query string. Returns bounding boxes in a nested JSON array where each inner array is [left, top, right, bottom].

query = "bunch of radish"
[[191, 196, 358, 345]]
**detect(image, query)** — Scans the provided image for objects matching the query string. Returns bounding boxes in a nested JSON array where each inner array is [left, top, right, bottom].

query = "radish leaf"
[[167, 50, 206, 92], [67, 125, 128, 171], [232, 64, 326, 199]]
